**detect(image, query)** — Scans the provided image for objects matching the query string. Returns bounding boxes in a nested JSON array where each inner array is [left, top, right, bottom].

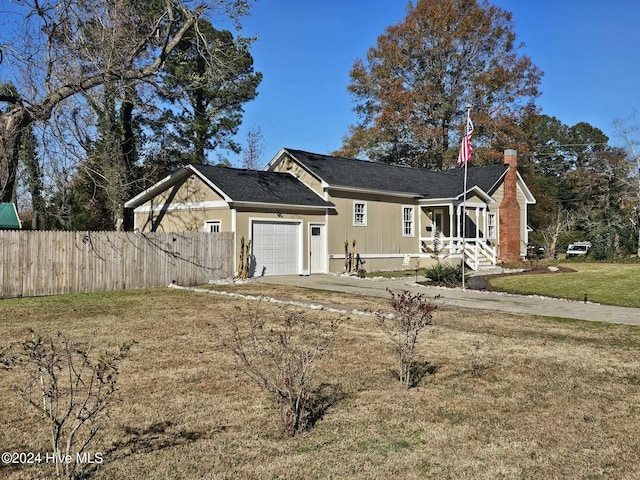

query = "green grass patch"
[[488, 263, 640, 308]]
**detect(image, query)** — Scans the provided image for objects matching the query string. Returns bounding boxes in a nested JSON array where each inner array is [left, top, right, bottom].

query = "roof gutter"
[[124, 168, 191, 208], [229, 201, 334, 210], [328, 185, 420, 199]]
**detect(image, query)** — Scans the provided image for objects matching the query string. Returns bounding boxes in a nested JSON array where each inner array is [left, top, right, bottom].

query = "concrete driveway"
[[256, 274, 640, 327]]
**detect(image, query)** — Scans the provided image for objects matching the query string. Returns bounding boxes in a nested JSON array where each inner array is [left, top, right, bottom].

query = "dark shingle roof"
[[445, 163, 510, 196], [190, 164, 333, 207], [283, 149, 508, 199]]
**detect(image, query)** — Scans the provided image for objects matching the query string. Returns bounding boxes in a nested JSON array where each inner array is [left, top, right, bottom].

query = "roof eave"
[[281, 148, 329, 186], [517, 172, 536, 204], [229, 201, 334, 210], [124, 168, 191, 208], [329, 185, 420, 199], [486, 167, 509, 195], [187, 165, 234, 202], [418, 197, 457, 205], [455, 186, 495, 204], [263, 147, 288, 171]]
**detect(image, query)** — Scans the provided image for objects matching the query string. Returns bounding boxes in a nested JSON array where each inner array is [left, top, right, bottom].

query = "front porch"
[[419, 202, 497, 271]]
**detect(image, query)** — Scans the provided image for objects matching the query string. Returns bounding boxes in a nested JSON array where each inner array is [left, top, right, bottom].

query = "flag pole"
[[461, 105, 471, 290]]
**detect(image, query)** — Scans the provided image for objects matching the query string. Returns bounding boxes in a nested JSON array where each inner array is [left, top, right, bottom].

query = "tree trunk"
[[0, 107, 31, 203], [637, 182, 640, 258], [21, 128, 45, 229], [120, 96, 136, 173], [637, 214, 640, 258]]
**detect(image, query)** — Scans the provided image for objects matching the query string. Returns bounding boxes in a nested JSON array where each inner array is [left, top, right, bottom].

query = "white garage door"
[[252, 221, 300, 276]]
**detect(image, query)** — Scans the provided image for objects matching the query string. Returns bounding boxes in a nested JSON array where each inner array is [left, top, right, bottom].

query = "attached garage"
[[251, 221, 301, 276], [125, 164, 334, 278]]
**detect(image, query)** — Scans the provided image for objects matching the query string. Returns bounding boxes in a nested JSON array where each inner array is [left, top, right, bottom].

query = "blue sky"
[[225, 0, 640, 166]]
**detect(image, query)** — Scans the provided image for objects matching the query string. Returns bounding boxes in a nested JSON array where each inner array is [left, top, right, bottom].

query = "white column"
[[418, 206, 423, 253], [456, 205, 462, 252], [482, 207, 487, 240], [448, 205, 454, 252]]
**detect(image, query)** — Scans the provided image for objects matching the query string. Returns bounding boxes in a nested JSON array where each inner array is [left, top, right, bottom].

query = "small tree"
[[221, 305, 340, 436], [541, 208, 575, 258], [241, 125, 265, 170], [5, 330, 132, 479], [376, 289, 437, 388]]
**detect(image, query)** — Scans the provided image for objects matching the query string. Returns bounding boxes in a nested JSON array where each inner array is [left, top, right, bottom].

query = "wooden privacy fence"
[[0, 231, 234, 299]]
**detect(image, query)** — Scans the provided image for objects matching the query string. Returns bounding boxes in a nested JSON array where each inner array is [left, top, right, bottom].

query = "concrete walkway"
[[256, 274, 640, 327]]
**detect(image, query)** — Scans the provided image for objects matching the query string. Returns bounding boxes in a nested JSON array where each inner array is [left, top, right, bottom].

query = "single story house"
[[124, 148, 535, 276], [0, 203, 22, 230]]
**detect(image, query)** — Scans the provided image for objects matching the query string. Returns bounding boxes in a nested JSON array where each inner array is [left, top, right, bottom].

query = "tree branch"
[[29, 5, 203, 122]]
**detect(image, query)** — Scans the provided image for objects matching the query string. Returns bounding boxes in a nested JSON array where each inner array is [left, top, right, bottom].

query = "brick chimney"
[[499, 149, 521, 262]]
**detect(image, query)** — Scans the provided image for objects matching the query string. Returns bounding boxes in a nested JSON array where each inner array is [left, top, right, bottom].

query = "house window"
[[204, 220, 221, 233], [487, 213, 496, 239], [353, 202, 367, 226], [402, 206, 414, 236]]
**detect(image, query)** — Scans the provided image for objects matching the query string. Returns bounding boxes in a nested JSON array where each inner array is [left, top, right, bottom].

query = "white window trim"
[[353, 201, 367, 226], [204, 220, 221, 233], [487, 212, 496, 239], [402, 205, 415, 237]]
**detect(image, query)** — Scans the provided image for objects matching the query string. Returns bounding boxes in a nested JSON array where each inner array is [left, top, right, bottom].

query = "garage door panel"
[[252, 221, 299, 276]]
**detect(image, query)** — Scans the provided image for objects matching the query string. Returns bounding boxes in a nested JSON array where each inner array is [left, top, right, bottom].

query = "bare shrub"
[[221, 305, 340, 437], [4, 329, 132, 479], [376, 289, 437, 388], [470, 339, 492, 378]]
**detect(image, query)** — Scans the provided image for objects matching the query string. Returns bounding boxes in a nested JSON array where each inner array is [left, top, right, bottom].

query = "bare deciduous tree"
[[540, 208, 575, 258], [5, 330, 132, 479], [614, 114, 640, 257], [0, 0, 252, 203], [241, 125, 265, 170]]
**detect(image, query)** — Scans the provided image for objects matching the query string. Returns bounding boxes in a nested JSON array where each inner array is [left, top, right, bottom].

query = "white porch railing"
[[420, 236, 496, 271]]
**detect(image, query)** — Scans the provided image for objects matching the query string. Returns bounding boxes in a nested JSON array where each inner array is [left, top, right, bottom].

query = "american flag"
[[457, 115, 474, 167]]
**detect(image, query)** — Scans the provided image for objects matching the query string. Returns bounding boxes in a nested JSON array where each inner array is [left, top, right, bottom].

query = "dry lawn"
[[1, 286, 640, 479]]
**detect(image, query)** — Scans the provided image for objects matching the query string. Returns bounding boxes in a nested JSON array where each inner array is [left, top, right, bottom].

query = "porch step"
[[464, 258, 494, 271], [472, 266, 504, 275], [477, 263, 497, 271]]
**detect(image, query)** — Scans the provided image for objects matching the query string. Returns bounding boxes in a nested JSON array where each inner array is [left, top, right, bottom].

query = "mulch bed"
[[466, 264, 577, 291]]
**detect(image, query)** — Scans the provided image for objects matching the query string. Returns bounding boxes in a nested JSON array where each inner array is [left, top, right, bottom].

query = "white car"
[[566, 242, 591, 258]]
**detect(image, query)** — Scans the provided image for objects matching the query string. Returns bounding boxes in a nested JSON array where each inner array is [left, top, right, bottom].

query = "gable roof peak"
[[187, 162, 332, 207]]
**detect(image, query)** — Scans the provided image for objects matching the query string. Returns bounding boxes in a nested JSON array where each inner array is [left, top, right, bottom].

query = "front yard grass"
[[488, 262, 640, 308], [1, 287, 640, 479]]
